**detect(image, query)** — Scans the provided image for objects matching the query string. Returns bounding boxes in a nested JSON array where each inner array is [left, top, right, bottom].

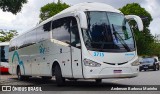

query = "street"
[[0, 70, 160, 92]]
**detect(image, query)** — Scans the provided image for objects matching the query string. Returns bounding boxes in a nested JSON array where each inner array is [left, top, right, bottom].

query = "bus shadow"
[[0, 72, 10, 75], [140, 69, 160, 72], [11, 77, 131, 91]]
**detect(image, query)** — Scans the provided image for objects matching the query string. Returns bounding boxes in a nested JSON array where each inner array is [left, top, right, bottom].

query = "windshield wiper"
[[112, 24, 131, 52]]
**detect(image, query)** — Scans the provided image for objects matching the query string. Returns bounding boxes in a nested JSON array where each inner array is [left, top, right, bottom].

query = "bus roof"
[[11, 2, 122, 41], [58, 2, 121, 15], [41, 2, 121, 26]]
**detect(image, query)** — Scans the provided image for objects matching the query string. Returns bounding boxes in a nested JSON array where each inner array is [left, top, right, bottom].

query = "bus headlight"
[[83, 59, 101, 67], [131, 59, 140, 66]]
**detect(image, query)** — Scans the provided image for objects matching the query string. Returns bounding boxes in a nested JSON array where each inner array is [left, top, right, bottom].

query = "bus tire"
[[55, 65, 65, 86], [42, 76, 52, 80], [95, 79, 102, 84], [24, 76, 30, 80], [17, 67, 24, 81], [68, 78, 77, 81]]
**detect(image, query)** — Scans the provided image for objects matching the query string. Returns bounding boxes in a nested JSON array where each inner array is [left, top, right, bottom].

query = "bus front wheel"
[[55, 65, 65, 86]]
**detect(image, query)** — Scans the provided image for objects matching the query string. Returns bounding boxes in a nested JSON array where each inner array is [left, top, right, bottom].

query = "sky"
[[0, 0, 159, 36]]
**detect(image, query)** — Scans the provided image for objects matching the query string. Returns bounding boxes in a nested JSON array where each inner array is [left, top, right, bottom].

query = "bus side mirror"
[[74, 11, 88, 29], [125, 15, 143, 31]]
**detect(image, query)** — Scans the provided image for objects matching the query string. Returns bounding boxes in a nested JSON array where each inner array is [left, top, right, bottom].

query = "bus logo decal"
[[39, 44, 46, 54], [12, 51, 25, 74]]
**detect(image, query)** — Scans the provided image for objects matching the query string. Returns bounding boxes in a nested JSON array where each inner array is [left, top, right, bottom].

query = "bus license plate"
[[114, 70, 122, 73]]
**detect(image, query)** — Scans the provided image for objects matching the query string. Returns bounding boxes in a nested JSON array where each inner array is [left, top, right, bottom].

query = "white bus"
[[9, 2, 143, 85], [0, 42, 9, 73]]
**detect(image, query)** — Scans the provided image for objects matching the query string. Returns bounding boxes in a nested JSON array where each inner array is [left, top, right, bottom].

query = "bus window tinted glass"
[[0, 46, 9, 62], [43, 21, 51, 31], [52, 18, 70, 44], [70, 18, 80, 48], [107, 13, 134, 48], [82, 11, 135, 52]]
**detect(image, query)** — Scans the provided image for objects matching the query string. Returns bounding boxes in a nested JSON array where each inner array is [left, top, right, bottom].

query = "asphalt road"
[[0, 70, 160, 94]]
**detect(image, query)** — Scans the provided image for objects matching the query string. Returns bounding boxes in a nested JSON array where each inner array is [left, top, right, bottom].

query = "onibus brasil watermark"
[[1, 86, 42, 91]]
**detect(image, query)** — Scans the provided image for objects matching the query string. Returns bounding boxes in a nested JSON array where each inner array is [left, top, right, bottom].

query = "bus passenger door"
[[70, 18, 83, 78]]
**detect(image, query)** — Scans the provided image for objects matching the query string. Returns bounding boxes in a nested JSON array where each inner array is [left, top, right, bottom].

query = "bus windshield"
[[0, 45, 9, 62], [82, 11, 135, 52]]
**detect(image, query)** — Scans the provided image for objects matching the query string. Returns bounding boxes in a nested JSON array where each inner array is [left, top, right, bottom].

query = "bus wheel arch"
[[52, 61, 65, 86], [52, 61, 59, 76]]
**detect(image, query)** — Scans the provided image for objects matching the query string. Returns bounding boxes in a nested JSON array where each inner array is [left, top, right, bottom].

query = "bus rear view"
[[0, 42, 9, 73]]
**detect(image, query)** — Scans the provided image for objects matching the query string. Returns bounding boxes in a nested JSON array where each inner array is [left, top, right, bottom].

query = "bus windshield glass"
[[82, 11, 135, 52]]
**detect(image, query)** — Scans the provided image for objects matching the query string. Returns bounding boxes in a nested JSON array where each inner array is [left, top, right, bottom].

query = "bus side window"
[[52, 18, 70, 44], [43, 21, 51, 32], [70, 17, 81, 48]]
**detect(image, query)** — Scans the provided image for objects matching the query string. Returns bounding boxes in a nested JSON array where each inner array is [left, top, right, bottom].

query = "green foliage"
[[134, 28, 154, 55], [0, 0, 27, 14], [119, 3, 152, 27], [0, 30, 18, 42], [39, 0, 70, 22], [149, 43, 160, 57], [119, 3, 155, 56]]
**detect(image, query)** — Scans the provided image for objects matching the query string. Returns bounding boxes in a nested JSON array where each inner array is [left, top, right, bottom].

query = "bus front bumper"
[[83, 67, 139, 79]]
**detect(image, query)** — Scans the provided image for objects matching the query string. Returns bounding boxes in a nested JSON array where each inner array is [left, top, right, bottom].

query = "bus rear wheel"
[[17, 67, 24, 81], [55, 65, 65, 86], [42, 76, 52, 80]]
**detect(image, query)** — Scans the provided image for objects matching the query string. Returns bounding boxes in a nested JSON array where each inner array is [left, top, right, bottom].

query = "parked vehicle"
[[0, 42, 9, 73], [139, 57, 159, 71]]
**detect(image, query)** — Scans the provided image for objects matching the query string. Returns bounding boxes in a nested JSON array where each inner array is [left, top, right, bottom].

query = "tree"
[[119, 3, 154, 56], [0, 0, 27, 14], [0, 30, 18, 42], [149, 43, 160, 57], [39, 0, 69, 22]]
